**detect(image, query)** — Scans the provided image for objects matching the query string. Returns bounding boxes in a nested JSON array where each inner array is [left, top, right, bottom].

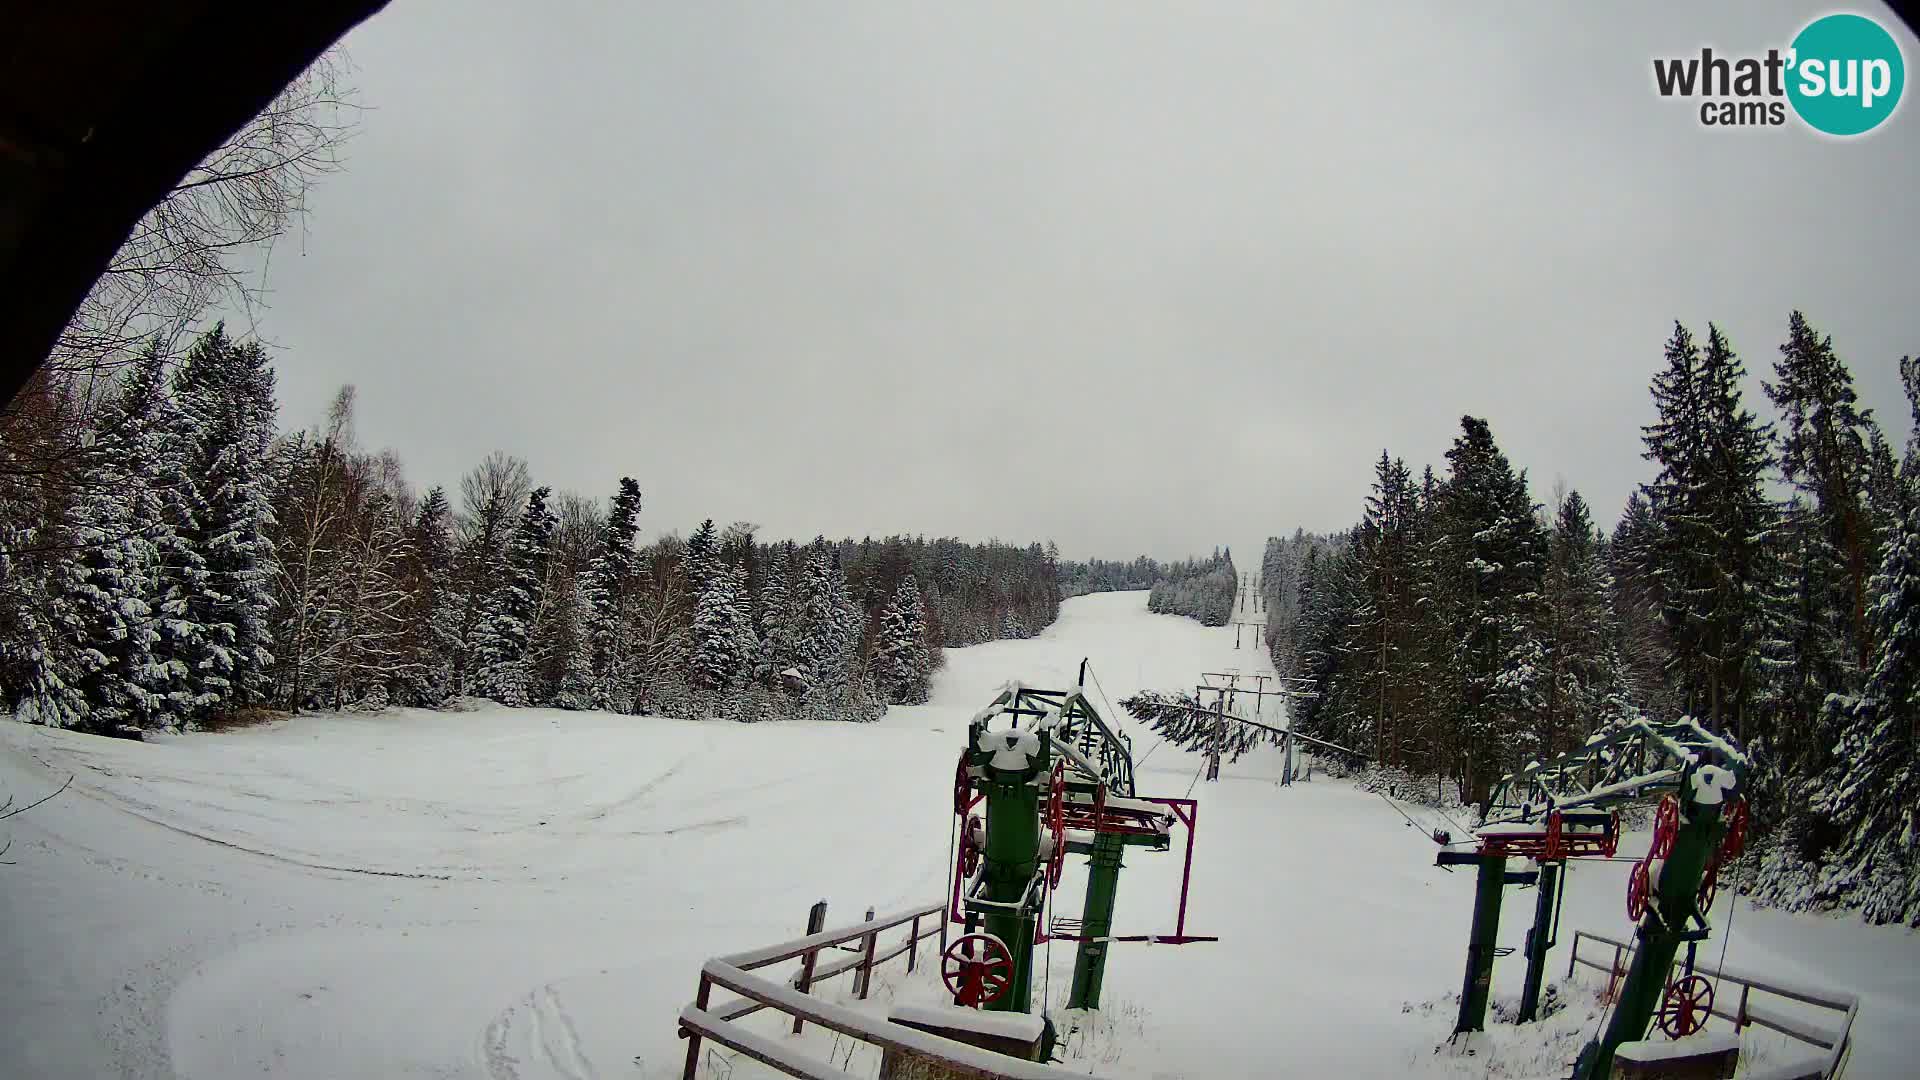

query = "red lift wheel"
[[954, 751, 972, 816], [1627, 859, 1652, 922], [1045, 766, 1067, 888], [1721, 798, 1749, 861], [959, 814, 982, 877], [1697, 856, 1719, 912], [1543, 810, 1564, 861], [1651, 795, 1680, 860], [942, 933, 1013, 1007], [1602, 810, 1621, 858], [1656, 975, 1714, 1039]]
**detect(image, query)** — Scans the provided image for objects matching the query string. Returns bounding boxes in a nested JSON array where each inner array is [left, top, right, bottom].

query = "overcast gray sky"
[[245, 2, 1918, 562]]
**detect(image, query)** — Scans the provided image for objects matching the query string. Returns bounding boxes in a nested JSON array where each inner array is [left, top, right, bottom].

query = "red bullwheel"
[[1544, 810, 1564, 861], [1721, 798, 1749, 861], [954, 751, 973, 816], [1626, 859, 1652, 922], [1697, 856, 1719, 912], [942, 932, 1014, 1007], [1602, 810, 1622, 858], [1656, 975, 1714, 1039], [1651, 795, 1680, 860]]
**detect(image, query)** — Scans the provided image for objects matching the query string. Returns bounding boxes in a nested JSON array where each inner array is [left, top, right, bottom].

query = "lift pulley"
[[942, 933, 1014, 1007], [1655, 974, 1714, 1039]]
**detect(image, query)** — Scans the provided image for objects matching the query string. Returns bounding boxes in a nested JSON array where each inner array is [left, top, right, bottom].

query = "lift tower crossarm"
[[1479, 718, 1749, 828], [1162, 700, 1366, 760]]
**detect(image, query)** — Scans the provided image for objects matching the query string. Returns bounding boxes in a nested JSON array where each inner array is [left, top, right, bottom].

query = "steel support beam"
[[1517, 861, 1561, 1023], [1454, 852, 1507, 1035], [980, 762, 1041, 1013], [1067, 829, 1125, 1009]]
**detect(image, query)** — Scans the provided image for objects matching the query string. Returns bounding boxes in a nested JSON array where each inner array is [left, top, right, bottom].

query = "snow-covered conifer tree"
[[175, 326, 279, 715], [757, 542, 798, 687], [872, 574, 933, 704], [472, 487, 555, 705], [686, 519, 752, 694], [579, 478, 641, 711], [1803, 500, 1920, 924]]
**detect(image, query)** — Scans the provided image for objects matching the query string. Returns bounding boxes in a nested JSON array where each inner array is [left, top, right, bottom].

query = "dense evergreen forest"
[[1058, 556, 1168, 596], [1058, 551, 1240, 631], [1145, 550, 1238, 626], [0, 326, 1066, 735], [1261, 313, 1919, 925]]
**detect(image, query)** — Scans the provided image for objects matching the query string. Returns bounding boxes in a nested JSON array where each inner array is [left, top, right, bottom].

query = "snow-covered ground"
[[1, 591, 1913, 1079]]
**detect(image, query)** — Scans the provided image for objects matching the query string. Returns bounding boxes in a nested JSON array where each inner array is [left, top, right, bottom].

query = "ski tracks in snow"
[[580, 746, 702, 824], [483, 984, 598, 1080]]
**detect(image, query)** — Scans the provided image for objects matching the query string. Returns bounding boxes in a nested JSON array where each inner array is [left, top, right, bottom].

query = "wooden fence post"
[[682, 972, 711, 1080], [858, 906, 879, 999], [907, 914, 922, 973], [792, 900, 828, 1035]]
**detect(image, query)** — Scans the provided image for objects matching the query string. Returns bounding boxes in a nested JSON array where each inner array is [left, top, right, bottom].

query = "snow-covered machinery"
[[947, 661, 1213, 1031], [1436, 717, 1749, 1080]]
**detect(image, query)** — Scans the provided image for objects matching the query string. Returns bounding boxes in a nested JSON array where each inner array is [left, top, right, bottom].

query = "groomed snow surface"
[[2, 591, 1914, 1079]]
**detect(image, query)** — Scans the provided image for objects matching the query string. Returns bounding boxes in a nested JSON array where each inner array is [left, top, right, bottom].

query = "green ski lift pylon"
[[951, 662, 1214, 1019], [956, 701, 1049, 1013], [1574, 761, 1742, 1080], [980, 737, 1045, 1011], [1429, 716, 1747, 1073]]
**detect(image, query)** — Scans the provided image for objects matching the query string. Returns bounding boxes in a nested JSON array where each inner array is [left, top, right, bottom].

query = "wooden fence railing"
[[1568, 929, 1857, 1080], [677, 900, 1112, 1080]]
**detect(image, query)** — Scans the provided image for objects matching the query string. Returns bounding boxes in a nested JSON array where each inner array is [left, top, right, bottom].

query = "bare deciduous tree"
[[271, 387, 423, 711], [8, 51, 359, 433]]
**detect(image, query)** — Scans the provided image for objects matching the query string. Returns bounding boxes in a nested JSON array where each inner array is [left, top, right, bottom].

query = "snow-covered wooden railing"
[[678, 902, 1105, 1080], [1568, 929, 1857, 1079]]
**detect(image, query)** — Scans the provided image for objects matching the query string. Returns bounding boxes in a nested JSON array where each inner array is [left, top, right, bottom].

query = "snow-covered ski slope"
[[1, 591, 1914, 1079]]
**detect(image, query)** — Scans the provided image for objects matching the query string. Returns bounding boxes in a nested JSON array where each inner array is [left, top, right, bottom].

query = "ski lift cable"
[[1431, 800, 1474, 840], [1084, 662, 1125, 741], [943, 800, 958, 940], [1133, 733, 1173, 770], [1376, 790, 1450, 847], [1582, 836, 1667, 1050], [1183, 756, 1209, 799], [1041, 872, 1056, 1041], [1710, 878, 1740, 1018], [1587, 934, 1640, 1048]]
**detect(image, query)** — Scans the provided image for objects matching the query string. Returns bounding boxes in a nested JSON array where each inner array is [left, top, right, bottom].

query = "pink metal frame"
[[948, 790, 987, 925], [1034, 795, 1217, 945]]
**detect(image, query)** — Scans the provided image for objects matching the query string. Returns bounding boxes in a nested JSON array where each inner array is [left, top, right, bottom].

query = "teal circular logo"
[[1787, 13, 1905, 136]]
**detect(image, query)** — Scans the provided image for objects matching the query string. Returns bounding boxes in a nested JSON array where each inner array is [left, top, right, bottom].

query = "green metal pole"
[[1517, 860, 1560, 1023], [980, 765, 1040, 1013], [1067, 828, 1125, 1009], [1453, 852, 1507, 1036], [1576, 783, 1728, 1080]]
